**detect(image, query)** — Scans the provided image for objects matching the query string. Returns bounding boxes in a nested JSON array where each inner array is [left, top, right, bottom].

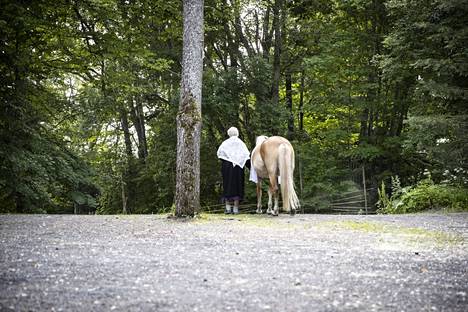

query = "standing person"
[[217, 127, 250, 214]]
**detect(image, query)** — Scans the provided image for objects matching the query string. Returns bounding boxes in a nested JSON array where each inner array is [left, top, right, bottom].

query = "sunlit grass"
[[175, 214, 465, 248], [194, 213, 296, 228], [318, 220, 464, 246]]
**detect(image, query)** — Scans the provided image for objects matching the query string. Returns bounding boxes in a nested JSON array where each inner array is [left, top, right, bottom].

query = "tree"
[[381, 0, 468, 114], [0, 0, 98, 213], [175, 0, 204, 217]]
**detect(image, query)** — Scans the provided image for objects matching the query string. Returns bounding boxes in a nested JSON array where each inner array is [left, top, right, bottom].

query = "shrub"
[[378, 178, 468, 214]]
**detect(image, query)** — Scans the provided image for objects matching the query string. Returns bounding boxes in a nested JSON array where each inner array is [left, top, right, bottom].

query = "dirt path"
[[1, 213, 467, 311]]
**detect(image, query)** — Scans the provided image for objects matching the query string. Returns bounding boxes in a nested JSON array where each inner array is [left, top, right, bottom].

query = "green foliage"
[[0, 129, 98, 214], [377, 181, 392, 212], [377, 176, 406, 213], [401, 183, 467, 213], [0, 0, 98, 213], [378, 178, 468, 214], [347, 143, 384, 162], [401, 115, 467, 185], [295, 139, 360, 212], [382, 0, 468, 113]]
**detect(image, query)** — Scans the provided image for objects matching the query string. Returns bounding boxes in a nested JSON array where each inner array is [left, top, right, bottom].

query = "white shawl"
[[217, 136, 250, 168]]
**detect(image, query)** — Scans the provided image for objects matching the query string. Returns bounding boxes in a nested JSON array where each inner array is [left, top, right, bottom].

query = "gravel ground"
[[0, 213, 467, 312]]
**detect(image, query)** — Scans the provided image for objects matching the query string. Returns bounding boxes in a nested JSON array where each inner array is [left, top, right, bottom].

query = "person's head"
[[227, 127, 239, 137]]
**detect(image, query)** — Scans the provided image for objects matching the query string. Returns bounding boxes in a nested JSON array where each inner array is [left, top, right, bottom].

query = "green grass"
[[194, 213, 296, 228], [318, 220, 464, 247], [180, 214, 465, 248]]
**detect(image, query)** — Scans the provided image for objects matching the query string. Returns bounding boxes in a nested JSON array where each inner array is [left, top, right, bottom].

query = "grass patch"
[[318, 220, 464, 247], [194, 213, 296, 228]]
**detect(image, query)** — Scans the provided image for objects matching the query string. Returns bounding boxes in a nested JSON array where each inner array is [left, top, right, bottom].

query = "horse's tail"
[[278, 143, 300, 214]]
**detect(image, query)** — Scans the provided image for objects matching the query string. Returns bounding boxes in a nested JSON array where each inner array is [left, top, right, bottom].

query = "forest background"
[[1, 0, 467, 215]]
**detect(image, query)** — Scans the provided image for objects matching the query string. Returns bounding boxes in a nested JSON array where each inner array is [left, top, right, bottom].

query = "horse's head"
[[255, 135, 268, 146]]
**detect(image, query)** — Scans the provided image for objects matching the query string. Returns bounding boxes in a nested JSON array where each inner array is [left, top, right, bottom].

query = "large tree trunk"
[[175, 0, 204, 217]]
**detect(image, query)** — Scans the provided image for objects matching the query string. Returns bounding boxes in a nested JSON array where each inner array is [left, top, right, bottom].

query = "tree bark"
[[270, 0, 282, 107], [120, 106, 133, 214], [299, 70, 304, 132], [175, 0, 204, 217], [120, 107, 133, 158], [261, 6, 272, 60], [129, 96, 148, 160], [286, 70, 294, 139], [121, 175, 128, 214], [233, 2, 255, 58], [135, 98, 148, 158]]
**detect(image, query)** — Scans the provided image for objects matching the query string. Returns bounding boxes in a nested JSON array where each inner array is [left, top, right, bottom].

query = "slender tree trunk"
[[233, 3, 254, 58], [129, 96, 148, 160], [175, 0, 204, 217], [299, 70, 304, 132], [270, 0, 282, 107], [360, 108, 369, 138], [261, 6, 272, 60], [221, 0, 238, 68], [120, 106, 133, 214], [285, 70, 294, 139], [120, 107, 133, 157], [121, 175, 128, 214], [242, 98, 255, 147], [135, 97, 148, 157]]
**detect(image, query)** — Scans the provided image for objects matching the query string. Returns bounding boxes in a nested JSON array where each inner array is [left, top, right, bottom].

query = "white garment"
[[217, 136, 250, 168], [249, 168, 280, 185], [249, 166, 258, 183]]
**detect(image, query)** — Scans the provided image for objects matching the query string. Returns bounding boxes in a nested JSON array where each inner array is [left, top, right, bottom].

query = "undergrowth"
[[377, 177, 468, 214]]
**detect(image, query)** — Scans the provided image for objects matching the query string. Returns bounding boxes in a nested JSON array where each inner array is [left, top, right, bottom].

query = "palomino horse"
[[251, 136, 300, 216]]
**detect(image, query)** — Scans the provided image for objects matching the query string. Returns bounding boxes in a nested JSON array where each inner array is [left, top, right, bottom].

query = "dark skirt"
[[221, 159, 245, 202]]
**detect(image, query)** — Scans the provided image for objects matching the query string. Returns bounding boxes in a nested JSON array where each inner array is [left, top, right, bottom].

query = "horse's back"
[[252, 136, 295, 178], [258, 136, 294, 175], [260, 136, 293, 161]]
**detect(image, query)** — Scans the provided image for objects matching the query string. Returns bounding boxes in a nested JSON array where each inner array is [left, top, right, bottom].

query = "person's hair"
[[227, 127, 239, 137]]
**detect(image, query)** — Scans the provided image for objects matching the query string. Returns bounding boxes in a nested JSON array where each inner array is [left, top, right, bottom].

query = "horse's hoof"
[[290, 209, 296, 216]]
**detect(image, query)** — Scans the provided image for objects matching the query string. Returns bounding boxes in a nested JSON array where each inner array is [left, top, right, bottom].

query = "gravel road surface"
[[1, 213, 467, 311]]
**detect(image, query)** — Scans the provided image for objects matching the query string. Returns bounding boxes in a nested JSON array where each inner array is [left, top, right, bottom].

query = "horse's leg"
[[274, 186, 279, 215], [266, 188, 273, 215], [268, 174, 279, 216], [256, 180, 263, 214], [273, 187, 279, 216]]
